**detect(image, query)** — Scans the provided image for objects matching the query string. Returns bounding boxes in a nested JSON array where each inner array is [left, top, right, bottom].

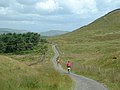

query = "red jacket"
[[67, 62, 72, 66]]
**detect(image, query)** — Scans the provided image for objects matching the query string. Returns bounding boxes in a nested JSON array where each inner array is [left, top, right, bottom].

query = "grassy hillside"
[[49, 9, 120, 90], [50, 9, 120, 43], [0, 55, 39, 90], [0, 45, 72, 90], [0, 28, 28, 34], [40, 30, 69, 37]]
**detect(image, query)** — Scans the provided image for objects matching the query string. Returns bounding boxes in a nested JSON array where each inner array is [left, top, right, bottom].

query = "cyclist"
[[66, 61, 72, 74], [56, 56, 60, 65]]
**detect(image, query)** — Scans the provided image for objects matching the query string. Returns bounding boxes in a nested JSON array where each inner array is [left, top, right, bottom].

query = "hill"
[[49, 9, 120, 90], [0, 55, 40, 90], [40, 30, 69, 37], [0, 28, 28, 34], [0, 52, 72, 90], [51, 9, 120, 43]]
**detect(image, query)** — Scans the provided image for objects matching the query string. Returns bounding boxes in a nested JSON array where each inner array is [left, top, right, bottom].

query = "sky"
[[0, 0, 120, 32]]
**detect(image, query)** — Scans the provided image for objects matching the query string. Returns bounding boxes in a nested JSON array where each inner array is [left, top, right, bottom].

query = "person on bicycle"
[[56, 56, 60, 65], [66, 61, 72, 73]]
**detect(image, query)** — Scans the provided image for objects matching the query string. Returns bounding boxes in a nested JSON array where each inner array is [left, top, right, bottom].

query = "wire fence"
[[55, 44, 119, 73], [55, 45, 120, 89]]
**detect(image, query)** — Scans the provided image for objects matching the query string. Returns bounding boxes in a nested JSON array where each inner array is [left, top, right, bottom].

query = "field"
[[55, 41, 120, 90], [0, 45, 73, 90]]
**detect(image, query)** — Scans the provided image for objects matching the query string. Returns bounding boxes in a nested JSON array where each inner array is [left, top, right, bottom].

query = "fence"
[[55, 45, 120, 89]]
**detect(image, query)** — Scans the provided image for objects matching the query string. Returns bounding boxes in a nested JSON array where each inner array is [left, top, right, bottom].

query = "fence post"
[[113, 68, 114, 74], [99, 67, 101, 73]]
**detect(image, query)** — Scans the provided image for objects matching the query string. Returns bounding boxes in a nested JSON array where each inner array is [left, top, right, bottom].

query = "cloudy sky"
[[0, 0, 120, 32]]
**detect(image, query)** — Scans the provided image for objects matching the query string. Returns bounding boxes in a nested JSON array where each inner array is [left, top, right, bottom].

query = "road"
[[52, 45, 108, 90]]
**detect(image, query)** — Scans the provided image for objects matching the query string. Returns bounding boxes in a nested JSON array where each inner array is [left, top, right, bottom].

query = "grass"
[[48, 9, 120, 90], [0, 44, 73, 90], [55, 41, 120, 90]]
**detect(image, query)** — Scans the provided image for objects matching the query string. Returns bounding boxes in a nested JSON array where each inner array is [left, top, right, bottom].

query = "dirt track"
[[52, 45, 108, 90]]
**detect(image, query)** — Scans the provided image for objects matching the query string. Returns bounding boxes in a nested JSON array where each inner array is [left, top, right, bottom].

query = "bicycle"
[[67, 66, 71, 74]]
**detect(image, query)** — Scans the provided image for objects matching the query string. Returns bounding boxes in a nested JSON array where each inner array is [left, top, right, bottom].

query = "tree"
[[0, 41, 6, 53], [0, 32, 46, 54]]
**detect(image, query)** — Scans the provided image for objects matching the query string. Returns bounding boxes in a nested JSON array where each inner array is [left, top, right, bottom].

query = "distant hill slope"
[[50, 9, 120, 43], [0, 28, 28, 34], [40, 30, 69, 36]]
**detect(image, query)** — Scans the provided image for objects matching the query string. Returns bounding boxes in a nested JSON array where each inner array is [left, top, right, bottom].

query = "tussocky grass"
[[55, 41, 120, 90], [0, 44, 73, 90]]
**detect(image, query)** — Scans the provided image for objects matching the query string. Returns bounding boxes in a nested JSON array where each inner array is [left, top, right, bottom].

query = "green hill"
[[49, 9, 120, 90], [0, 28, 28, 34], [0, 55, 40, 90], [40, 30, 69, 37], [0, 53, 72, 90], [51, 9, 120, 43]]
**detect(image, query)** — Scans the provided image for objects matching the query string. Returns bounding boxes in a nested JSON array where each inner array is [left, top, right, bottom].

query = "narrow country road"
[[52, 45, 108, 90]]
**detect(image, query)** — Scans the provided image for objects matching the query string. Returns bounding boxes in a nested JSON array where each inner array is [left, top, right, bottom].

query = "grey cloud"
[[8, 1, 58, 16], [16, 0, 38, 5], [0, 0, 10, 7], [0, 0, 120, 32], [8, 1, 37, 15], [0, 14, 39, 21], [12, 5, 35, 14], [0, 0, 72, 16]]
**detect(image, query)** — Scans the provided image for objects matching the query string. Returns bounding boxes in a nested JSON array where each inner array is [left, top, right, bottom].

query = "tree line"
[[0, 32, 47, 54]]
